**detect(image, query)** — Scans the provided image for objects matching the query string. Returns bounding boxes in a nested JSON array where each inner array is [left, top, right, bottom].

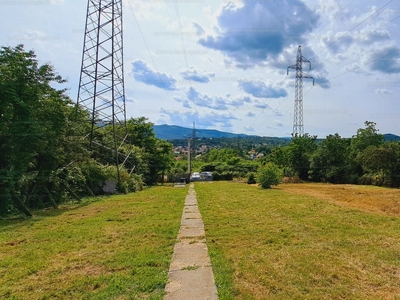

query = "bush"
[[212, 172, 233, 181], [246, 172, 256, 184], [256, 163, 283, 189]]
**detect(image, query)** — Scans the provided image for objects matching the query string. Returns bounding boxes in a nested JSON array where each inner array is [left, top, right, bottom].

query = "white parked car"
[[190, 172, 201, 181]]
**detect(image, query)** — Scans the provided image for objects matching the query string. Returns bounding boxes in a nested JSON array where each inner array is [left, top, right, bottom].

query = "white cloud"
[[374, 88, 393, 94], [160, 108, 237, 128], [175, 87, 253, 110], [131, 60, 178, 91], [369, 46, 400, 74], [180, 67, 215, 83], [198, 0, 319, 69], [238, 79, 288, 98]]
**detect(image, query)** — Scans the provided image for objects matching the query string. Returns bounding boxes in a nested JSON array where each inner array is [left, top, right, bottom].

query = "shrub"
[[256, 163, 283, 189], [246, 172, 257, 184], [212, 172, 233, 181]]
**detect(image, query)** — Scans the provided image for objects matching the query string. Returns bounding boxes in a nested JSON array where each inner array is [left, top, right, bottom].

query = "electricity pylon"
[[287, 46, 314, 137], [76, 0, 128, 182]]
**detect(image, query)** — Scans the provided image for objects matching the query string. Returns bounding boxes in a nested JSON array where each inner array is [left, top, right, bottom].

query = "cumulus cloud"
[[374, 88, 393, 94], [319, 28, 391, 56], [253, 100, 270, 109], [131, 60, 178, 90], [175, 87, 253, 110], [192, 22, 205, 35], [160, 108, 237, 128], [369, 46, 400, 74], [311, 70, 331, 89], [180, 67, 215, 83], [238, 79, 288, 98], [198, 0, 319, 69]]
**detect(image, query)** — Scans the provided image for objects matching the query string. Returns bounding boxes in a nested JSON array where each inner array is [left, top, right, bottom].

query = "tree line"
[[184, 121, 400, 189], [167, 121, 398, 189], [0, 45, 174, 217], [267, 121, 400, 188]]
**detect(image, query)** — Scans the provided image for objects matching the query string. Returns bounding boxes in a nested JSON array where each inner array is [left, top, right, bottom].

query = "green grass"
[[195, 181, 400, 300], [0, 186, 188, 300]]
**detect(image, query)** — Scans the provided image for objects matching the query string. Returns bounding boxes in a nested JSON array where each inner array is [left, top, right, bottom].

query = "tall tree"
[[355, 142, 400, 187], [0, 45, 90, 216], [348, 121, 385, 181], [309, 134, 351, 183]]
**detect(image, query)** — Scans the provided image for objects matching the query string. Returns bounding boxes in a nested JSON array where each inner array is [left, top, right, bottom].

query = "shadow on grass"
[[0, 195, 112, 230], [0, 185, 183, 230]]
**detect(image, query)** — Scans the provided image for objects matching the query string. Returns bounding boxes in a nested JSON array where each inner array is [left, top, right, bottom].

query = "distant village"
[[172, 144, 265, 161]]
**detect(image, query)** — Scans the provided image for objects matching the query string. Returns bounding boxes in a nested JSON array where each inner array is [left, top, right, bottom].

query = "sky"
[[1, 0, 400, 138]]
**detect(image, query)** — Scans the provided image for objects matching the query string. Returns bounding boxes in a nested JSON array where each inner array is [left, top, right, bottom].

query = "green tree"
[[200, 148, 240, 163], [355, 142, 400, 187], [256, 163, 283, 189], [268, 135, 317, 180], [153, 139, 174, 184], [0, 45, 91, 216], [122, 117, 174, 184], [309, 134, 351, 183], [348, 121, 385, 182]]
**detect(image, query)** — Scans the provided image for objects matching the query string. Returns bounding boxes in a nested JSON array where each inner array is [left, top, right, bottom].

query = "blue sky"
[[1, 0, 399, 137]]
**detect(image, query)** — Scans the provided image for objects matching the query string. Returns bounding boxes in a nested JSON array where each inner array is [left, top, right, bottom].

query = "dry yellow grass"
[[196, 182, 400, 299], [278, 183, 400, 217]]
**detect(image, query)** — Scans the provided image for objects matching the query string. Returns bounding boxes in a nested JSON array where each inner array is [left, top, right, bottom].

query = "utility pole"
[[192, 122, 196, 161], [287, 46, 315, 137], [187, 138, 192, 175], [76, 0, 128, 183]]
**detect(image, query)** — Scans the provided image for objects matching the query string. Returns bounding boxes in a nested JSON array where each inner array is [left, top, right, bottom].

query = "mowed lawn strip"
[[195, 181, 400, 300], [0, 186, 188, 300]]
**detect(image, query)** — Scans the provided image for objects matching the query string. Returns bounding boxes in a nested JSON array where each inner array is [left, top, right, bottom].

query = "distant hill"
[[384, 134, 400, 142], [153, 124, 254, 140], [153, 124, 400, 143]]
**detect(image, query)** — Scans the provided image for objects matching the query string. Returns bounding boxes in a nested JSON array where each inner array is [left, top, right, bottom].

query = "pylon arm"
[[287, 64, 297, 75], [301, 57, 312, 70], [303, 75, 315, 86]]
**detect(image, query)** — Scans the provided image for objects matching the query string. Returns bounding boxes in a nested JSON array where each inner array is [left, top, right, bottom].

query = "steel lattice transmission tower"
[[76, 0, 128, 179], [287, 46, 314, 137]]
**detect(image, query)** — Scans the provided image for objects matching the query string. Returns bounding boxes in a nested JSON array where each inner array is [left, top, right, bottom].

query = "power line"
[[254, 83, 293, 132], [308, 0, 355, 40], [310, 0, 395, 61], [328, 47, 400, 81], [314, 14, 400, 69], [174, 1, 189, 68], [126, 1, 175, 110], [249, 74, 289, 129]]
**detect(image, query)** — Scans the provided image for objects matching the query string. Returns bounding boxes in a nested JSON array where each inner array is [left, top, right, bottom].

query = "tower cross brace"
[[287, 46, 315, 137], [76, 0, 128, 181]]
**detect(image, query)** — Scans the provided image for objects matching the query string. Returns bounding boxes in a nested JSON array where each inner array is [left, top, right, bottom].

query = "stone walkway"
[[164, 184, 218, 300]]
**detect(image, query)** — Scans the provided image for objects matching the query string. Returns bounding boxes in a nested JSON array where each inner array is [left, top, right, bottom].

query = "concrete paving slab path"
[[164, 184, 218, 300]]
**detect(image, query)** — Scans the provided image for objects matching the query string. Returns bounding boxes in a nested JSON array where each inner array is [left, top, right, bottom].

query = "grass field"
[[195, 181, 400, 300], [0, 186, 188, 300]]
